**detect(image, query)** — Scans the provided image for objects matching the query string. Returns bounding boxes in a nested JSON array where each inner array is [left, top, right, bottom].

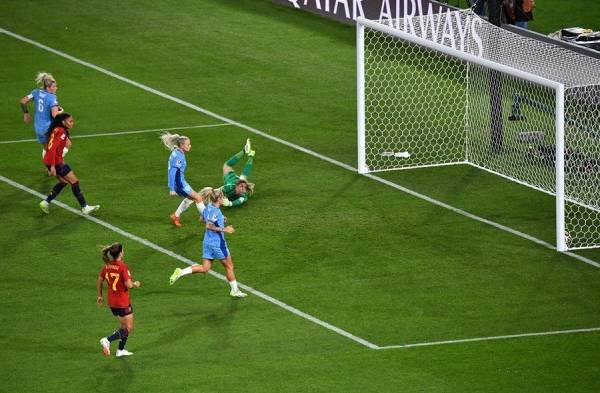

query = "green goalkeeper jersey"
[[220, 172, 249, 207]]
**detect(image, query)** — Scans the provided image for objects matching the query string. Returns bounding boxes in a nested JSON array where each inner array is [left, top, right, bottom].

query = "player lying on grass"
[[219, 138, 255, 207], [19, 72, 68, 165], [169, 187, 247, 298], [161, 132, 206, 227], [97, 242, 141, 357], [168, 138, 256, 226], [39, 113, 100, 215]]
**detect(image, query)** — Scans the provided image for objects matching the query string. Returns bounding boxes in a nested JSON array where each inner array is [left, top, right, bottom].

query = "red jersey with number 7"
[[43, 126, 68, 166], [99, 260, 132, 308]]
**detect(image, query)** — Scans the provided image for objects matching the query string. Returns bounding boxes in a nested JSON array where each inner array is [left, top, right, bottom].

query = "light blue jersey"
[[30, 89, 59, 142], [167, 148, 192, 196], [202, 204, 229, 260]]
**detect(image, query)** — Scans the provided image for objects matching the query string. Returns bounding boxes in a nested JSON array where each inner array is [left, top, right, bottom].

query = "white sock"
[[229, 280, 239, 292], [196, 201, 205, 214], [181, 267, 193, 276], [62, 147, 69, 157], [42, 148, 46, 158], [175, 199, 193, 217]]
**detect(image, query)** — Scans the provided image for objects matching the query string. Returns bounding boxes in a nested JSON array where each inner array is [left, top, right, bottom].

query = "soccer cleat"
[[170, 213, 182, 227], [116, 349, 133, 357], [244, 138, 252, 155], [247, 149, 255, 157], [100, 337, 110, 357], [230, 289, 248, 298], [82, 205, 100, 215], [169, 268, 182, 285], [39, 200, 50, 214]]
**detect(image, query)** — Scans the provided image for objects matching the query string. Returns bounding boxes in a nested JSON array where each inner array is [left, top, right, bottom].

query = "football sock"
[[241, 156, 254, 178], [195, 201, 205, 214], [118, 337, 128, 350], [46, 182, 67, 203], [175, 198, 193, 217], [229, 280, 239, 292], [225, 150, 244, 167], [107, 328, 128, 342], [181, 267, 193, 276], [71, 181, 87, 208]]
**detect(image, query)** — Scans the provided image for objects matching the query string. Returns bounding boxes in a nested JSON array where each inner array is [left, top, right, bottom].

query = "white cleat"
[[82, 205, 100, 215], [100, 337, 110, 357], [230, 289, 248, 298], [116, 349, 133, 357], [39, 200, 50, 214], [244, 138, 252, 155]]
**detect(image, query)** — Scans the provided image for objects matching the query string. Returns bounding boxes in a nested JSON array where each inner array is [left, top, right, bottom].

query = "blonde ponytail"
[[160, 132, 189, 151], [35, 72, 56, 89], [199, 187, 223, 204]]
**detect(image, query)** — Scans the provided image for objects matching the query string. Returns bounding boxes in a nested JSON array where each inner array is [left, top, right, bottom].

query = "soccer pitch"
[[1, 1, 600, 392]]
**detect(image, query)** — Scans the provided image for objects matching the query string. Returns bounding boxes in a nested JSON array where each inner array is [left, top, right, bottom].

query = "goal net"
[[357, 11, 600, 251]]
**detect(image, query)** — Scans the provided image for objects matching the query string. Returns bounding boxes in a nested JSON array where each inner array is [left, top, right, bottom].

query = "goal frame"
[[356, 17, 567, 251]]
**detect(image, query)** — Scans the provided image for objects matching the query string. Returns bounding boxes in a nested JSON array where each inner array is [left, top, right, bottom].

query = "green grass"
[[1, 1, 600, 392]]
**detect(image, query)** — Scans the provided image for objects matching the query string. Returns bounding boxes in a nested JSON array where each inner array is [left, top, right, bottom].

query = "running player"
[[19, 72, 66, 159], [169, 187, 247, 298], [38, 113, 100, 215], [219, 138, 255, 208], [97, 242, 141, 357], [161, 132, 205, 227]]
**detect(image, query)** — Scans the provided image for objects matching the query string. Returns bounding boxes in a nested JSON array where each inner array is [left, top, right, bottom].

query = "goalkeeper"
[[219, 138, 255, 208]]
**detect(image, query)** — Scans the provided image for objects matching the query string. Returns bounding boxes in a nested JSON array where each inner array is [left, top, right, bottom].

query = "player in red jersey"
[[38, 112, 100, 215], [96, 242, 141, 357]]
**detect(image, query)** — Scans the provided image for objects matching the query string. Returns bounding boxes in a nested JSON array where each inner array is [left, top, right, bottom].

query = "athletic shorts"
[[223, 171, 239, 186], [46, 163, 72, 177], [36, 132, 48, 144], [174, 178, 193, 198], [203, 241, 229, 260], [110, 305, 133, 317]]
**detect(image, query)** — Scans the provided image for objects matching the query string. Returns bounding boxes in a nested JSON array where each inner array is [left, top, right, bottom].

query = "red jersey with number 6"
[[99, 260, 132, 308], [43, 126, 68, 166]]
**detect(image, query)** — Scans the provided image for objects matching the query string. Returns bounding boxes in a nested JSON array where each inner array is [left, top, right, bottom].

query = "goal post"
[[355, 14, 600, 252]]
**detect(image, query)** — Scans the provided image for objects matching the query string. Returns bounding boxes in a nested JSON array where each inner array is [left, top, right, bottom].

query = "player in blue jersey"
[[169, 187, 247, 298], [161, 132, 206, 227], [19, 72, 66, 160]]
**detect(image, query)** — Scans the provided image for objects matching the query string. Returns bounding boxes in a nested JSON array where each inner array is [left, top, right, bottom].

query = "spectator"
[[514, 0, 534, 29]]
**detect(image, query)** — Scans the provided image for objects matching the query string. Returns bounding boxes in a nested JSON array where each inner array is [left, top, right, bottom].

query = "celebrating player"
[[161, 132, 205, 227], [19, 72, 66, 160], [39, 113, 100, 215], [219, 138, 256, 208], [169, 187, 247, 298], [97, 242, 141, 357]]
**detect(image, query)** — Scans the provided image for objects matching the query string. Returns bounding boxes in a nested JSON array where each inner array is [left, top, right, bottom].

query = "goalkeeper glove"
[[222, 197, 232, 207]]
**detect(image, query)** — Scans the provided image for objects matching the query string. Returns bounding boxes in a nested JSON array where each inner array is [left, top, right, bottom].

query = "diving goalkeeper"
[[219, 138, 255, 207]]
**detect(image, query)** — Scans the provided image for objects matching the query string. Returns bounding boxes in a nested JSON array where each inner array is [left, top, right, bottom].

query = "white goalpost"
[[357, 11, 600, 251]]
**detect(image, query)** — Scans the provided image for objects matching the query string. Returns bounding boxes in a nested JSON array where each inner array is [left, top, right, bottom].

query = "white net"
[[359, 11, 600, 250]]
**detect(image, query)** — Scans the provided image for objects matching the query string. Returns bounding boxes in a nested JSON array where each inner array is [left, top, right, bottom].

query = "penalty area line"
[[377, 326, 600, 349], [0, 173, 379, 350], [0, 123, 229, 144]]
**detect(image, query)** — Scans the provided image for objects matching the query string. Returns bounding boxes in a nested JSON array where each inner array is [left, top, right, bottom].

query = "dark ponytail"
[[45, 112, 72, 141], [101, 242, 123, 263]]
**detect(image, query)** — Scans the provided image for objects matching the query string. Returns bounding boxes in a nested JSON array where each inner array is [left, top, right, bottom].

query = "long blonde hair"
[[199, 187, 224, 204], [101, 242, 123, 263], [35, 72, 56, 89], [160, 132, 189, 151]]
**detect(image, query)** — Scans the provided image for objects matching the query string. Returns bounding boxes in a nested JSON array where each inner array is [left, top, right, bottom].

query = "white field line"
[[3, 28, 600, 349], [0, 123, 229, 144], [3, 27, 596, 269], [0, 174, 379, 350], [378, 327, 600, 349]]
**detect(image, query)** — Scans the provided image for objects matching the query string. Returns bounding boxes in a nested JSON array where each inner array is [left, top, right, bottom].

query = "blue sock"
[[118, 337, 128, 350]]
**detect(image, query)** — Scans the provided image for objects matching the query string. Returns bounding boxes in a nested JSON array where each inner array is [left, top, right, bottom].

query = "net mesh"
[[361, 11, 600, 249]]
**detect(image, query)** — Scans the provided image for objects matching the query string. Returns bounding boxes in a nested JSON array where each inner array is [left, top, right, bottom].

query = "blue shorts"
[[46, 164, 72, 177], [36, 133, 48, 144], [174, 181, 193, 198], [110, 304, 133, 317], [203, 242, 229, 260]]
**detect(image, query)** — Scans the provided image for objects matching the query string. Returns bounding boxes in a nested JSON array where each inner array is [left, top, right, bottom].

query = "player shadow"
[[95, 355, 133, 391]]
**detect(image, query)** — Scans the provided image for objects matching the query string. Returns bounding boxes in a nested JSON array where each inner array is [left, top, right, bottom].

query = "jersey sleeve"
[[121, 264, 132, 281], [48, 94, 59, 108], [167, 152, 184, 191], [202, 206, 210, 222], [229, 193, 248, 207], [99, 266, 107, 279]]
